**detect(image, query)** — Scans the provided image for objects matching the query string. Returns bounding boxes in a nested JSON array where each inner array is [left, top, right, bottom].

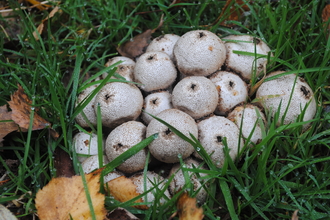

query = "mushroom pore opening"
[[165, 128, 172, 135], [216, 136, 222, 143], [300, 85, 311, 98], [229, 81, 234, 88], [147, 55, 154, 60], [198, 32, 206, 38], [151, 98, 158, 105]]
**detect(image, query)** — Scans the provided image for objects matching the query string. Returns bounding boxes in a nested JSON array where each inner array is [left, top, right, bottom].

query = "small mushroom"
[[223, 35, 271, 81], [195, 115, 244, 168], [209, 71, 248, 115], [103, 56, 135, 81], [173, 30, 226, 76], [75, 84, 98, 128], [146, 34, 180, 60], [142, 91, 173, 124], [105, 121, 148, 173], [256, 71, 316, 129], [134, 51, 177, 92], [172, 76, 219, 119], [130, 171, 171, 209], [73, 132, 104, 163], [81, 155, 109, 174], [94, 82, 143, 129], [227, 104, 266, 144], [169, 157, 208, 203], [146, 109, 198, 163]]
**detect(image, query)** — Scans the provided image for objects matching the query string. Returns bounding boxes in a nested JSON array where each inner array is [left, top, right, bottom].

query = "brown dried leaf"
[[106, 176, 147, 210], [0, 105, 18, 142], [35, 169, 106, 220], [117, 14, 164, 60], [54, 147, 75, 178], [176, 192, 204, 220], [210, 0, 250, 28], [291, 210, 299, 220], [322, 4, 330, 38], [33, 6, 60, 40], [8, 84, 50, 130]]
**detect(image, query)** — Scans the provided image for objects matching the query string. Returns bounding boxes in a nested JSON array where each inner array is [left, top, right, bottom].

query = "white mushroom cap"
[[172, 76, 219, 119], [256, 71, 316, 129], [173, 30, 226, 76], [81, 155, 109, 174], [105, 121, 148, 173], [73, 132, 104, 163], [94, 82, 143, 129], [142, 91, 173, 124], [103, 170, 124, 183], [169, 158, 208, 203], [195, 116, 244, 168], [133, 51, 177, 92], [209, 71, 248, 115], [223, 35, 271, 81], [75, 84, 98, 128], [103, 56, 135, 81], [227, 104, 266, 144], [130, 171, 171, 208], [146, 109, 198, 163], [146, 34, 180, 60]]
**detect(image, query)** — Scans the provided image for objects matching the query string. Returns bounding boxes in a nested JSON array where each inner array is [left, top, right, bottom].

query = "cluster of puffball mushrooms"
[[74, 30, 316, 207]]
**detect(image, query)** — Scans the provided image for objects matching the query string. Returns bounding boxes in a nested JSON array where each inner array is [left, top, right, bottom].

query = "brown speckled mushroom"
[[223, 35, 271, 81], [134, 51, 177, 92], [172, 76, 219, 119], [146, 34, 180, 60], [173, 30, 226, 76], [209, 71, 248, 115], [146, 109, 198, 163], [227, 104, 266, 144], [103, 56, 135, 81], [169, 157, 208, 203], [256, 71, 316, 130], [94, 82, 143, 129], [142, 91, 173, 124], [73, 131, 104, 163], [105, 121, 148, 173], [195, 115, 244, 168]]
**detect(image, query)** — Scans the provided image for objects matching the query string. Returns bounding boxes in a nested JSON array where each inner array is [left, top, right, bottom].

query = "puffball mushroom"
[[81, 155, 109, 174], [142, 91, 173, 124], [195, 115, 243, 168], [103, 56, 135, 81], [130, 171, 171, 209], [75, 84, 98, 128], [256, 71, 316, 129], [146, 34, 180, 60], [133, 51, 177, 92], [94, 82, 143, 129], [146, 109, 198, 163], [73, 131, 103, 163], [173, 30, 226, 76], [169, 158, 208, 203], [105, 121, 148, 173], [223, 35, 271, 81], [172, 76, 219, 119], [227, 104, 266, 144], [209, 71, 248, 115]]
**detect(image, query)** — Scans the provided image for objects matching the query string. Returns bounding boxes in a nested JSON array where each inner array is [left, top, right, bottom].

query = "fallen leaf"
[[25, 0, 51, 11], [322, 4, 330, 38], [33, 6, 60, 40], [8, 84, 50, 130], [106, 176, 147, 210], [117, 14, 164, 60], [0, 204, 18, 220], [35, 169, 106, 220], [291, 209, 299, 220], [172, 192, 204, 220], [106, 207, 139, 220], [208, 0, 250, 28], [54, 147, 75, 178], [0, 105, 19, 142]]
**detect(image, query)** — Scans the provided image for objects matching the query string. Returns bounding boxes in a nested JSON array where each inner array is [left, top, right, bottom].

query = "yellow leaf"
[[35, 170, 106, 220], [176, 192, 204, 220]]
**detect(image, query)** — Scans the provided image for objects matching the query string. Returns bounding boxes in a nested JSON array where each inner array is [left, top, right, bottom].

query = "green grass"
[[1, 0, 330, 219]]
